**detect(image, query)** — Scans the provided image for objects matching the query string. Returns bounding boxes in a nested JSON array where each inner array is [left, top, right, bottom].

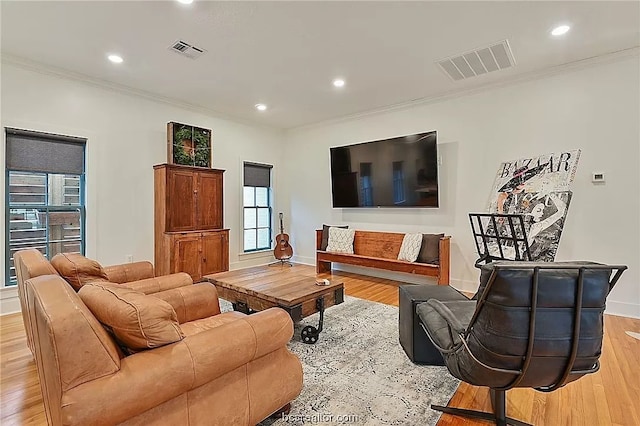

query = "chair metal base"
[[268, 259, 293, 267], [431, 389, 531, 426]]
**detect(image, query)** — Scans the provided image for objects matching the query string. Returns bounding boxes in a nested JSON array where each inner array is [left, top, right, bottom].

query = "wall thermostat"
[[592, 172, 606, 183]]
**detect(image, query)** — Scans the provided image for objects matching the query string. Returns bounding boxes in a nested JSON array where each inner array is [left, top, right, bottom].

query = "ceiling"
[[1, 1, 639, 129]]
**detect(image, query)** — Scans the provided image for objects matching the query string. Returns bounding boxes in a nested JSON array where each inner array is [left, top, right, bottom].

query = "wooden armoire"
[[154, 163, 229, 282]]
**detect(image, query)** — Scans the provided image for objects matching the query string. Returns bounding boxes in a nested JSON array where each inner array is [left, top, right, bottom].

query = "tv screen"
[[330, 131, 439, 208]]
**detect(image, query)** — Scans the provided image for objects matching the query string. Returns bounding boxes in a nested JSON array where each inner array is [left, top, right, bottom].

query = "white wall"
[[1, 61, 283, 313], [2, 56, 638, 319], [282, 56, 640, 318]]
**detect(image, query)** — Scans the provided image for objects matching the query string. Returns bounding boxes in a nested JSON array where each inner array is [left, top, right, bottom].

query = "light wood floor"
[[2, 265, 639, 425]]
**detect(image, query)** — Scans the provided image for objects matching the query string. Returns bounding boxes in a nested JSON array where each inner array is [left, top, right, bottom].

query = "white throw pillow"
[[397, 233, 423, 262], [326, 227, 356, 254]]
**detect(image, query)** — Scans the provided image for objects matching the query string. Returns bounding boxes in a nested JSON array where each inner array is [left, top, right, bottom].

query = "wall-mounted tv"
[[330, 131, 439, 208]]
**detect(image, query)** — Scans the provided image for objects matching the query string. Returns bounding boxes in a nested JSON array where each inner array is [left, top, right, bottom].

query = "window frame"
[[5, 128, 87, 287], [242, 186, 272, 253], [242, 162, 273, 253], [5, 169, 86, 286]]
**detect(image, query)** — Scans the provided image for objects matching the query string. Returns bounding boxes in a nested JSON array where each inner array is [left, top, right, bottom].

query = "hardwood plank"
[[580, 374, 599, 426], [2, 265, 639, 426]]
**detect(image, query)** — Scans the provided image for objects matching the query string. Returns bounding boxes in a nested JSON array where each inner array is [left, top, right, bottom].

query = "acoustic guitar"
[[273, 212, 293, 260]]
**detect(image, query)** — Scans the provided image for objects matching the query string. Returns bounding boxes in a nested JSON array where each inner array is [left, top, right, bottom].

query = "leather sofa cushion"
[[51, 253, 109, 291], [417, 233, 444, 265], [79, 282, 184, 352], [180, 311, 246, 336]]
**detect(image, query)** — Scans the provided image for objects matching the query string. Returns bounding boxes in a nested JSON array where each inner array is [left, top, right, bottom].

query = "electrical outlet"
[[592, 172, 605, 184], [126, 255, 133, 263]]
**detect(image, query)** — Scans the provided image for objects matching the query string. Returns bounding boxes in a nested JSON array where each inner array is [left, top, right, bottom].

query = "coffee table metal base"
[[231, 287, 344, 344]]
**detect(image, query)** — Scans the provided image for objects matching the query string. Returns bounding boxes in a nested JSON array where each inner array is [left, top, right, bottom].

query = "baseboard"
[[292, 255, 315, 266], [1, 286, 20, 315], [606, 301, 640, 319], [231, 252, 277, 270]]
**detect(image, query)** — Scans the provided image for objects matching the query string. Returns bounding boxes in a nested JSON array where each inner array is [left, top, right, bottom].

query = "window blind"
[[6, 128, 86, 175], [243, 162, 272, 187]]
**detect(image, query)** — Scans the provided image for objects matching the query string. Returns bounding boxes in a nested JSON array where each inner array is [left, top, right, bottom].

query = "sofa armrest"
[[180, 307, 294, 387], [60, 308, 295, 425], [104, 261, 154, 283], [241, 307, 294, 359], [153, 283, 221, 323], [123, 273, 192, 295]]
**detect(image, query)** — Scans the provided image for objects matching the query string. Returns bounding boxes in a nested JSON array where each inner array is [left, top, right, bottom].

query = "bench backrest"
[[316, 229, 449, 262], [352, 230, 406, 259]]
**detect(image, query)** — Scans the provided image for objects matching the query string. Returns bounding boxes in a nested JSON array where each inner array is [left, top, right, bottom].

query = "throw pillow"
[[321, 224, 348, 251], [78, 282, 184, 353], [417, 233, 445, 265], [326, 227, 356, 254], [50, 253, 109, 291], [397, 233, 423, 262]]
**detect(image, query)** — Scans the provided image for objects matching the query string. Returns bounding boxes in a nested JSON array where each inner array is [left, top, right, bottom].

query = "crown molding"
[[3, 46, 638, 134], [288, 46, 640, 133], [0, 53, 282, 132]]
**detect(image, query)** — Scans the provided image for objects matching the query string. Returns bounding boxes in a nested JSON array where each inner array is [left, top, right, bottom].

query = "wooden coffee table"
[[203, 266, 344, 344]]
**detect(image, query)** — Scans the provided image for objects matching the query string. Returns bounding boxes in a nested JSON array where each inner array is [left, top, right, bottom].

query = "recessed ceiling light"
[[107, 54, 123, 64], [333, 78, 346, 88], [255, 104, 267, 111], [551, 25, 571, 36], [177, 0, 193, 4]]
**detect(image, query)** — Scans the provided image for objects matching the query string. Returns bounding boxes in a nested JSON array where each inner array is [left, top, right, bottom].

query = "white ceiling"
[[1, 1, 639, 129]]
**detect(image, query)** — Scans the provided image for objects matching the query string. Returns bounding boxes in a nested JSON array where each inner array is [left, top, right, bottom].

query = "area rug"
[[221, 296, 459, 425]]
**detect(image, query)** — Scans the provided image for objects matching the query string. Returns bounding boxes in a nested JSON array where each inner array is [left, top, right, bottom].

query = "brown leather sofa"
[[14, 249, 193, 355], [24, 273, 303, 425]]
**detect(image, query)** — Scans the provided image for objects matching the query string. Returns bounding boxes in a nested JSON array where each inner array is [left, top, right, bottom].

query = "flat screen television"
[[330, 131, 439, 208]]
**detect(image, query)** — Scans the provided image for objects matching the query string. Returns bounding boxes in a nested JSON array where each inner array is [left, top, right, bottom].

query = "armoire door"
[[201, 231, 228, 275], [173, 234, 202, 281], [197, 172, 223, 230], [167, 169, 197, 231]]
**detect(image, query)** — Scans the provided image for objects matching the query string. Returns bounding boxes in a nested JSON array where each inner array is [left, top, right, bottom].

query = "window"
[[243, 162, 273, 252], [5, 128, 86, 286], [393, 161, 405, 204], [360, 162, 373, 207]]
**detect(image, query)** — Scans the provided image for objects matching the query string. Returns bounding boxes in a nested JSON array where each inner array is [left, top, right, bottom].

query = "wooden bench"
[[315, 229, 450, 285]]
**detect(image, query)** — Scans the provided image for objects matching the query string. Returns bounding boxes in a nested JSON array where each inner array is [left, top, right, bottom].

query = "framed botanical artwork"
[[167, 122, 212, 168]]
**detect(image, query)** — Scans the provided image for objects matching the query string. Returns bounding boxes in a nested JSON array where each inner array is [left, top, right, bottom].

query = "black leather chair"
[[417, 261, 626, 426]]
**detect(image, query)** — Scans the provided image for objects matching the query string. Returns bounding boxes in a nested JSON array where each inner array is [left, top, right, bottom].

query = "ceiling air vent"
[[169, 40, 206, 60], [437, 40, 515, 81]]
